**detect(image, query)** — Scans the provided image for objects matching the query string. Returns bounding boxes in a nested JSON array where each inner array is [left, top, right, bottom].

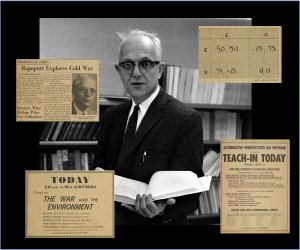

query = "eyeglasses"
[[118, 61, 160, 74], [76, 87, 96, 95]]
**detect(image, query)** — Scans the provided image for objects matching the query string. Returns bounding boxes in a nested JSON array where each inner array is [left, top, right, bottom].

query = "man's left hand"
[[121, 194, 176, 218]]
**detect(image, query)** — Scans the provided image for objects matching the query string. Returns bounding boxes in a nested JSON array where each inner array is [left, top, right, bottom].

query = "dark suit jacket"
[[72, 102, 96, 115], [92, 89, 204, 224]]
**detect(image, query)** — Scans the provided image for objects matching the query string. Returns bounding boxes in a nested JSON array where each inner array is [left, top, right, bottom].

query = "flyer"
[[221, 140, 290, 233], [26, 171, 114, 238]]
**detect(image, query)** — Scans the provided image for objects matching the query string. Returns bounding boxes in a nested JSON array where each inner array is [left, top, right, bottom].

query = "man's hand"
[[121, 194, 176, 218], [95, 167, 105, 171]]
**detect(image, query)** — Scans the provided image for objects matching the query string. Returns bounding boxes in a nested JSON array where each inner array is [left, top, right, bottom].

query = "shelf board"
[[40, 141, 98, 146], [211, 176, 220, 181], [40, 140, 222, 146], [99, 97, 251, 110], [188, 213, 220, 219], [204, 140, 220, 145], [187, 213, 220, 225], [100, 97, 129, 106], [187, 103, 252, 110]]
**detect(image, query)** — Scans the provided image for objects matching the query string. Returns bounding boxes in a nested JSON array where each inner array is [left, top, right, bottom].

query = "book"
[[56, 150, 63, 170], [77, 122, 92, 140], [167, 66, 174, 95], [65, 122, 77, 141], [74, 150, 81, 170], [85, 122, 98, 140], [59, 122, 72, 141], [44, 122, 57, 141], [42, 153, 47, 170], [72, 122, 83, 141], [199, 111, 210, 141], [183, 69, 193, 103], [57, 122, 69, 141], [51, 153, 58, 170], [159, 66, 168, 90], [114, 171, 212, 205], [51, 122, 64, 141], [172, 66, 180, 99], [40, 123, 52, 141], [177, 68, 187, 102], [210, 83, 220, 104], [62, 149, 69, 170], [190, 69, 199, 103]]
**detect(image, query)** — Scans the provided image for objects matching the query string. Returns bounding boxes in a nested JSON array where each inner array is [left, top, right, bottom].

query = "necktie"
[[116, 105, 139, 171], [123, 105, 139, 145]]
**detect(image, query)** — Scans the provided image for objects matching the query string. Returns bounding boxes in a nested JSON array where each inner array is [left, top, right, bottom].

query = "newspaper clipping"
[[198, 26, 282, 83], [16, 59, 99, 122], [26, 171, 114, 238], [221, 140, 289, 233]]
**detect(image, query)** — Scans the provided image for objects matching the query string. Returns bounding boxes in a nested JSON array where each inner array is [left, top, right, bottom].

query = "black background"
[[1, 1, 299, 249]]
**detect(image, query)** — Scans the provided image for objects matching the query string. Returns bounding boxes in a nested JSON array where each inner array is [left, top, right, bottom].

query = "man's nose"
[[131, 64, 142, 78], [84, 89, 94, 96]]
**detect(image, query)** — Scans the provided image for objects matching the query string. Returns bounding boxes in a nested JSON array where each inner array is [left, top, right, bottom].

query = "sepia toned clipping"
[[25, 171, 114, 238], [16, 59, 99, 122], [220, 140, 289, 234], [199, 26, 282, 83]]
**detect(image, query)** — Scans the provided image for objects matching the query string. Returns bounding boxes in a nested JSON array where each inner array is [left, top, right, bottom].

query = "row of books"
[[40, 122, 100, 141], [199, 110, 243, 141], [202, 150, 220, 177], [160, 65, 251, 106], [40, 110, 242, 143], [40, 150, 95, 170], [199, 180, 220, 215]]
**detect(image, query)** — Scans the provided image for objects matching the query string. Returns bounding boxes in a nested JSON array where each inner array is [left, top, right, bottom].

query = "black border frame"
[[1, 1, 299, 249]]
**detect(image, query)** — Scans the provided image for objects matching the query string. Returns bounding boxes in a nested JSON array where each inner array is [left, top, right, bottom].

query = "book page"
[[146, 171, 201, 200], [114, 175, 148, 204]]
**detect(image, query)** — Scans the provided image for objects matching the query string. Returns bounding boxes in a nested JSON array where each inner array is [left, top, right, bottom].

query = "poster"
[[26, 171, 114, 238], [221, 140, 289, 233]]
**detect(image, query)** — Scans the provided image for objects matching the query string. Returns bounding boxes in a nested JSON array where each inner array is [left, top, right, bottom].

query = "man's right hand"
[[121, 194, 176, 218]]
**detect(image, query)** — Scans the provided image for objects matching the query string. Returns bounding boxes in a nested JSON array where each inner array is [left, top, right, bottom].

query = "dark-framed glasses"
[[118, 61, 160, 74], [76, 87, 96, 95]]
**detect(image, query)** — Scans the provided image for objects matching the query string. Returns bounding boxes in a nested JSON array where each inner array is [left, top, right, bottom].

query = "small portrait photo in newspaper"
[[72, 73, 97, 116]]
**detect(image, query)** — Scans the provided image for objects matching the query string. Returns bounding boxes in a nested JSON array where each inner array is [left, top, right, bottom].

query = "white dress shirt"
[[126, 85, 160, 132]]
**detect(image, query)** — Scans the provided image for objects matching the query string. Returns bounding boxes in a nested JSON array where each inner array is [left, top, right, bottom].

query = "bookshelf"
[[40, 141, 98, 146], [159, 65, 251, 224], [187, 213, 220, 225], [39, 65, 252, 225]]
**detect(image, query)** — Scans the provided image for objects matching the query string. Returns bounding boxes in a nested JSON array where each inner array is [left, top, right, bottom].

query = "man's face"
[[115, 36, 165, 104], [73, 76, 96, 110]]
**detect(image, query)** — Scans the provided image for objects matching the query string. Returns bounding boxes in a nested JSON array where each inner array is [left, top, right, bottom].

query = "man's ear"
[[158, 62, 166, 78]]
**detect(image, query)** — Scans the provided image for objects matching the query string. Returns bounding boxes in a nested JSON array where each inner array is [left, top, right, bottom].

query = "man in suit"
[[92, 29, 204, 225], [72, 74, 97, 115]]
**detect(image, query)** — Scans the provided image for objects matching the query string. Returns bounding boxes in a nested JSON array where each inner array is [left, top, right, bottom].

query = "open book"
[[115, 171, 212, 205]]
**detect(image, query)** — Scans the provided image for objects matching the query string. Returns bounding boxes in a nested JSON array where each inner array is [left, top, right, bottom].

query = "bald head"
[[117, 29, 162, 61]]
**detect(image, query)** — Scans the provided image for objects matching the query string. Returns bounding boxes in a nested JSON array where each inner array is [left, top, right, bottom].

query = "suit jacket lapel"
[[111, 100, 132, 168], [119, 89, 166, 161]]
